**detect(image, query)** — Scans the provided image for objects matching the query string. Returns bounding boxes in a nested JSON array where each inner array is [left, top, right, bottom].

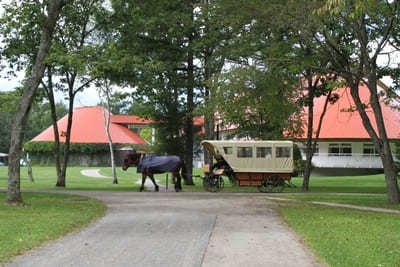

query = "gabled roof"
[[32, 106, 148, 144], [298, 82, 400, 140]]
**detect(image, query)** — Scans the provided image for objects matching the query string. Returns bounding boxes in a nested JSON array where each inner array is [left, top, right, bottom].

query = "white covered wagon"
[[201, 140, 294, 192]]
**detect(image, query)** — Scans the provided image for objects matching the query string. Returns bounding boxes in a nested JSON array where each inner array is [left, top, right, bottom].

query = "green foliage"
[[24, 141, 152, 155], [0, 88, 68, 152], [0, 91, 21, 152], [292, 144, 306, 176], [209, 66, 302, 139], [106, 0, 194, 156], [24, 142, 110, 154], [0, 0, 45, 72], [293, 160, 306, 177], [25, 102, 68, 142], [139, 128, 152, 144]]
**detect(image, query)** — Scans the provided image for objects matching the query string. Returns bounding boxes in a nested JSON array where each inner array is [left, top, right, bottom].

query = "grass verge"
[[277, 202, 400, 267], [0, 192, 106, 263], [271, 193, 400, 210]]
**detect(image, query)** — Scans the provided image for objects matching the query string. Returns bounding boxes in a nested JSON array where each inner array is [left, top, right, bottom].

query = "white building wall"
[[298, 141, 390, 169]]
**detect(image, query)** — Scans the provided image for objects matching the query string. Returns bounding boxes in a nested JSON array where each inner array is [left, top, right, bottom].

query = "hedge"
[[24, 141, 151, 154]]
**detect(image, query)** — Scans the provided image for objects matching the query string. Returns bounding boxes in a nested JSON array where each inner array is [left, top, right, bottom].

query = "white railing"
[[303, 153, 383, 168]]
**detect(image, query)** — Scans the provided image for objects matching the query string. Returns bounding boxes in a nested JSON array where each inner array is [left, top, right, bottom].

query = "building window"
[[237, 147, 253, 158], [256, 147, 272, 158], [329, 143, 352, 156], [301, 144, 319, 156], [363, 143, 378, 156], [328, 144, 339, 156], [340, 144, 352, 156], [276, 147, 291, 158], [223, 147, 233, 155]]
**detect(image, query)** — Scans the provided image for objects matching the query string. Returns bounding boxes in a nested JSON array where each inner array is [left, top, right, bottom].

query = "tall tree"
[[108, 0, 202, 185], [1, 0, 106, 187], [4, 0, 71, 205], [207, 0, 305, 141], [310, 0, 400, 203], [99, 80, 118, 184], [46, 0, 106, 187], [209, 66, 302, 140], [195, 0, 237, 163]]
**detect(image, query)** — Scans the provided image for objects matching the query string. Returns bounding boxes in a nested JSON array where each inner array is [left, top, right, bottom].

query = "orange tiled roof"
[[111, 114, 153, 125], [298, 83, 400, 140], [32, 106, 148, 144]]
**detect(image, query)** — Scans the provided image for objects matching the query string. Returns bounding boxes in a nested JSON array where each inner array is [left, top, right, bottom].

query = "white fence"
[[305, 153, 383, 168]]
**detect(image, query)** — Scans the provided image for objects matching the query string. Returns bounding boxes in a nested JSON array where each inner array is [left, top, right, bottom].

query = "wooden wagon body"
[[201, 140, 294, 192]]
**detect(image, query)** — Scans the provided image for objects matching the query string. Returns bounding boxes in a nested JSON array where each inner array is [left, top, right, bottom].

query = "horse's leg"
[[174, 171, 182, 192], [140, 172, 146, 192], [148, 173, 159, 192]]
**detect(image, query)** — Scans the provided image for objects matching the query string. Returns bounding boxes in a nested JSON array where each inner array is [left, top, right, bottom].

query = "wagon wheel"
[[228, 173, 238, 186], [270, 175, 285, 193], [258, 177, 274, 193], [203, 174, 224, 192]]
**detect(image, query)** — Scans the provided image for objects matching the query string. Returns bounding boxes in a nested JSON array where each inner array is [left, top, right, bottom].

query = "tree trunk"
[[103, 106, 118, 184], [204, 113, 214, 165], [58, 92, 75, 187], [45, 66, 63, 182], [24, 151, 34, 182], [368, 76, 400, 204], [184, 21, 195, 185], [203, 61, 215, 165], [349, 80, 400, 204], [302, 80, 314, 191], [7, 0, 69, 205], [302, 85, 332, 191]]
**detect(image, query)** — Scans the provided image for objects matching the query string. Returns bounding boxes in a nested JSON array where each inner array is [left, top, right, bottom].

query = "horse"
[[122, 151, 187, 192]]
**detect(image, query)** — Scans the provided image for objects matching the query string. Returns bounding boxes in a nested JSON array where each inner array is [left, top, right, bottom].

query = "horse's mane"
[[128, 151, 143, 162]]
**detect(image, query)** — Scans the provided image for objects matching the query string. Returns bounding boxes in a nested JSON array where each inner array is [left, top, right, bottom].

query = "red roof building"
[[32, 106, 148, 145], [297, 82, 400, 175], [110, 114, 153, 125], [298, 82, 400, 140]]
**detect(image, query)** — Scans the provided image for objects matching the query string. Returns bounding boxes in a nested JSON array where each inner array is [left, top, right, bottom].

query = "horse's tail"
[[180, 159, 189, 183]]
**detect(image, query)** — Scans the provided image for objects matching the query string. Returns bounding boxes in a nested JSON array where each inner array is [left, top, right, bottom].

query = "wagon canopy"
[[201, 140, 294, 173]]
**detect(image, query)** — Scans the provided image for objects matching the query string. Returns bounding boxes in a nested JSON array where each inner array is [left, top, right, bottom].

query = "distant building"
[[30, 106, 149, 166], [30, 106, 206, 166], [296, 81, 400, 176]]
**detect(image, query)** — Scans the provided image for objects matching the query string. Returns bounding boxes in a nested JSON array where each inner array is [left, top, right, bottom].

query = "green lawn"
[[289, 175, 388, 193], [277, 202, 400, 267], [0, 192, 106, 263], [0, 166, 391, 194]]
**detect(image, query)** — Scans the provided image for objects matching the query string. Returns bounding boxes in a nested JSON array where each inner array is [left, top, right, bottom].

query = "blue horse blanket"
[[137, 155, 180, 173]]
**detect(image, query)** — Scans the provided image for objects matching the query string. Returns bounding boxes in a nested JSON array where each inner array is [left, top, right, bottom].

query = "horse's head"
[[122, 151, 141, 171]]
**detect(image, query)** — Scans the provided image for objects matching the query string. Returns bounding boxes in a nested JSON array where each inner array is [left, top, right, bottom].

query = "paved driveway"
[[5, 192, 323, 267]]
